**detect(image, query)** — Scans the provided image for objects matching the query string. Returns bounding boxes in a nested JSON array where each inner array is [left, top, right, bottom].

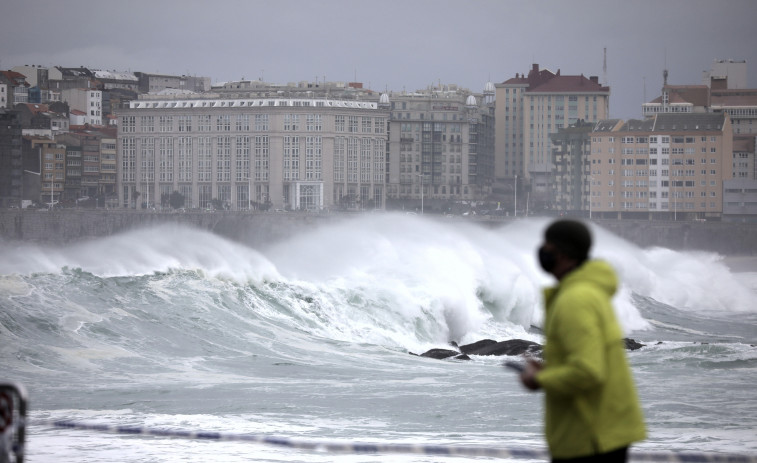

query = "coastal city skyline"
[[2, 0, 756, 120]]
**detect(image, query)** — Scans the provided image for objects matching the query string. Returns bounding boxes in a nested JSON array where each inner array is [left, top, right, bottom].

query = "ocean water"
[[1, 214, 755, 462]]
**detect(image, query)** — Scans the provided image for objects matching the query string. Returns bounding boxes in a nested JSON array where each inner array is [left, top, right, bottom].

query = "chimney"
[[590, 76, 599, 84]]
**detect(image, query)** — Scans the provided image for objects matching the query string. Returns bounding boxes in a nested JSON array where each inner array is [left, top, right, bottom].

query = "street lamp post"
[[416, 173, 424, 215], [589, 175, 593, 220], [514, 174, 517, 217]]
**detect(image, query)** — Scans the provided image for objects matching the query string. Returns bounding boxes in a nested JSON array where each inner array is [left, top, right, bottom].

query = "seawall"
[[0, 210, 755, 255]]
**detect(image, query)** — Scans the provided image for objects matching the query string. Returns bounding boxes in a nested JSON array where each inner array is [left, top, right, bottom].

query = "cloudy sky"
[[2, 0, 755, 119]]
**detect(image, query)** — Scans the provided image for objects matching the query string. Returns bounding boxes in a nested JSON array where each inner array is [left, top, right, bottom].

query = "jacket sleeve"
[[536, 286, 608, 397]]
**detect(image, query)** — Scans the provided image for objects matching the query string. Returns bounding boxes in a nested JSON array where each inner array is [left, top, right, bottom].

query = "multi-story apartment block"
[[0, 71, 29, 105], [495, 64, 610, 211], [702, 59, 748, 90], [11, 65, 49, 90], [710, 87, 757, 137], [48, 67, 95, 92], [16, 103, 69, 137], [732, 136, 755, 179], [116, 96, 389, 211], [384, 85, 493, 209], [135, 72, 211, 94], [550, 121, 594, 214], [100, 135, 117, 200], [590, 113, 732, 220], [61, 88, 102, 126], [80, 134, 101, 198], [0, 109, 23, 207], [55, 133, 83, 202], [23, 136, 66, 206], [92, 70, 139, 92]]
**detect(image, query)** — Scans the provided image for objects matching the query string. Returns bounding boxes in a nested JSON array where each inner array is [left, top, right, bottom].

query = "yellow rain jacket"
[[536, 260, 646, 459]]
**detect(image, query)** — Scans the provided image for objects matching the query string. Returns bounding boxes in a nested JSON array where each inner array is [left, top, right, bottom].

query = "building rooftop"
[[594, 114, 726, 133], [619, 118, 655, 132], [593, 119, 623, 132], [711, 94, 757, 107], [500, 64, 608, 93], [92, 70, 138, 82], [127, 97, 380, 110], [652, 113, 726, 132]]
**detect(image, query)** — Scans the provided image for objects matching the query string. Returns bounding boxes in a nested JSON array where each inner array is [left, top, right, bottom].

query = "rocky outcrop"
[[413, 338, 645, 361], [460, 339, 542, 356], [624, 338, 646, 350]]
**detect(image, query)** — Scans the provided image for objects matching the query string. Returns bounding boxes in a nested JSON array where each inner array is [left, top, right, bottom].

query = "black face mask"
[[538, 246, 557, 273]]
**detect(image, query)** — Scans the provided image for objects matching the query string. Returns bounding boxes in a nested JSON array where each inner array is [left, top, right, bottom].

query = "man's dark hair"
[[545, 219, 592, 264]]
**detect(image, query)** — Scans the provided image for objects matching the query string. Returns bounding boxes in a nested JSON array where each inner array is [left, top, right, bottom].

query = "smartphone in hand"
[[503, 361, 525, 373]]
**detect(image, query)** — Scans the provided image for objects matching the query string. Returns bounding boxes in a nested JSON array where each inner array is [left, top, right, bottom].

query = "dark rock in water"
[[624, 338, 646, 350], [466, 339, 542, 357], [416, 336, 645, 363], [419, 348, 460, 360], [458, 339, 498, 354]]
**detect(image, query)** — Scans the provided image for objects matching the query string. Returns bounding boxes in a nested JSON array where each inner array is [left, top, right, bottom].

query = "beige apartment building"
[[495, 64, 609, 210], [116, 97, 389, 211], [590, 113, 732, 220]]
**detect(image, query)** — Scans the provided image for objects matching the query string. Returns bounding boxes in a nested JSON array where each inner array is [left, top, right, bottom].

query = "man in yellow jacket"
[[519, 219, 646, 462]]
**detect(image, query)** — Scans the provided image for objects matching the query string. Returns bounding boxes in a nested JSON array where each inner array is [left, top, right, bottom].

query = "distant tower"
[[483, 81, 495, 105], [603, 47, 608, 86], [662, 69, 669, 112]]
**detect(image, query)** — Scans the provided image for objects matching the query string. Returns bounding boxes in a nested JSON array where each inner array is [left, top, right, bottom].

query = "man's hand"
[[520, 358, 543, 391]]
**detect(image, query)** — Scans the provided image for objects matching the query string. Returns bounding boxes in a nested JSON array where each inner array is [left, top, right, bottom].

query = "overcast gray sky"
[[2, 0, 755, 119]]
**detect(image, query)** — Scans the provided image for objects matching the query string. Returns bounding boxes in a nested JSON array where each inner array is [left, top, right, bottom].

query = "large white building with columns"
[[116, 97, 389, 211]]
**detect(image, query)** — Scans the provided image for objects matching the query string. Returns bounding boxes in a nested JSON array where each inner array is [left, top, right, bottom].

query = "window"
[[306, 114, 322, 132], [216, 136, 231, 182], [236, 136, 250, 181], [159, 116, 173, 132], [122, 116, 136, 133], [284, 114, 300, 131], [254, 114, 269, 131], [198, 115, 211, 132], [141, 116, 155, 132], [236, 114, 250, 131], [178, 115, 192, 132], [216, 115, 231, 131]]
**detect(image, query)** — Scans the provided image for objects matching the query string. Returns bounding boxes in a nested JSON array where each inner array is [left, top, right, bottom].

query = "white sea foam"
[[5, 216, 757, 462]]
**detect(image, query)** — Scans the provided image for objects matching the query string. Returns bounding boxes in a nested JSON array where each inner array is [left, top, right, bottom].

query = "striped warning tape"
[[32, 419, 757, 462]]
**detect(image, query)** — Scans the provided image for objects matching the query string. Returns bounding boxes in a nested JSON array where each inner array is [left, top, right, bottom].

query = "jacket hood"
[[561, 259, 618, 298]]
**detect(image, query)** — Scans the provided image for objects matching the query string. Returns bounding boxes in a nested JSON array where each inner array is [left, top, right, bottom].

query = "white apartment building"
[[61, 88, 102, 126], [116, 97, 389, 211]]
